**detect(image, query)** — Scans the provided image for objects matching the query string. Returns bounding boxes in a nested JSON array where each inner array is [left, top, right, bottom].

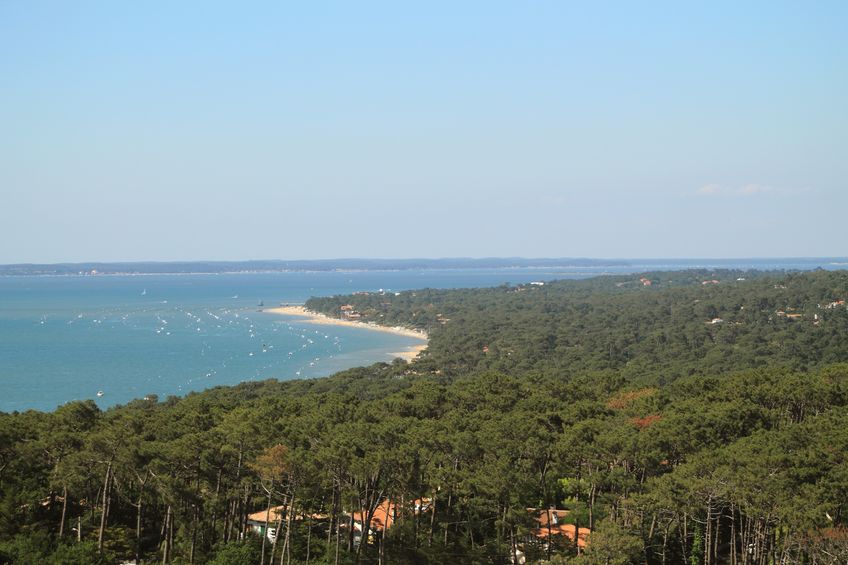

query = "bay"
[[1, 260, 843, 412]]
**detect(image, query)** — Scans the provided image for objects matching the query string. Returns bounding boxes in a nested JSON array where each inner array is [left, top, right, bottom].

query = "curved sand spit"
[[265, 305, 428, 361]]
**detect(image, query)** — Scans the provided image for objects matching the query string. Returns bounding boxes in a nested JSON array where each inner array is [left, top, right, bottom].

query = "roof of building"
[[350, 498, 430, 532], [247, 505, 286, 524], [527, 508, 590, 548], [247, 505, 328, 524]]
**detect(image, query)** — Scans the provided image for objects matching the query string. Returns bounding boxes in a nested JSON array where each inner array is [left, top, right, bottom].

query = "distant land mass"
[[0, 257, 625, 276], [1, 257, 847, 276]]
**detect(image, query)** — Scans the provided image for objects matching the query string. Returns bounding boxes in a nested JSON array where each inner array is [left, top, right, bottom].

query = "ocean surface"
[[1, 260, 844, 413]]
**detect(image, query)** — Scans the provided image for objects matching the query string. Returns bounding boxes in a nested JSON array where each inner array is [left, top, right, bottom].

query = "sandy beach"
[[265, 305, 428, 361]]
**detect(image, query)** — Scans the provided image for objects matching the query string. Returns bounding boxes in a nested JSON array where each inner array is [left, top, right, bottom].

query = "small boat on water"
[[96, 391, 104, 397]]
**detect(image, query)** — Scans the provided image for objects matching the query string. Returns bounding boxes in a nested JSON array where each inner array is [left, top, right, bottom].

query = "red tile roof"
[[247, 505, 328, 524], [527, 508, 590, 548], [247, 505, 285, 524], [350, 498, 429, 532]]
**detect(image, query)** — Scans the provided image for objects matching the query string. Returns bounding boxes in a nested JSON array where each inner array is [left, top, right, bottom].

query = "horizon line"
[[2, 256, 847, 268]]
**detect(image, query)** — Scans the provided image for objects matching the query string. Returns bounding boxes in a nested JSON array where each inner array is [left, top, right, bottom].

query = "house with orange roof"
[[246, 505, 328, 541], [246, 505, 285, 541], [350, 499, 398, 534], [527, 508, 590, 549], [349, 498, 431, 545]]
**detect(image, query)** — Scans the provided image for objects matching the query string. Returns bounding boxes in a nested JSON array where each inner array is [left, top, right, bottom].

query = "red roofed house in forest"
[[528, 508, 590, 548], [350, 499, 398, 534], [510, 509, 591, 563], [246, 505, 286, 541], [350, 498, 430, 545], [246, 506, 328, 541]]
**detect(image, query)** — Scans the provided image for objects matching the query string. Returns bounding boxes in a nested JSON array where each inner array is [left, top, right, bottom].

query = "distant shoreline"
[[265, 305, 428, 362], [2, 257, 846, 278]]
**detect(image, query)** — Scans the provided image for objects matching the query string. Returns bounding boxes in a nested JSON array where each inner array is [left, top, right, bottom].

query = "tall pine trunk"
[[161, 505, 172, 565], [428, 494, 437, 547], [58, 485, 68, 537], [282, 492, 295, 565], [270, 496, 286, 565], [97, 460, 113, 552], [260, 481, 274, 565]]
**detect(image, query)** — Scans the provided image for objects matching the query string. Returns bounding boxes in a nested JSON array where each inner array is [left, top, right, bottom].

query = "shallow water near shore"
[[1, 261, 843, 412], [0, 268, 575, 412]]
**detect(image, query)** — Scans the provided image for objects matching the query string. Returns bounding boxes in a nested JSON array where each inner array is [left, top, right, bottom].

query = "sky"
[[1, 1, 846, 263]]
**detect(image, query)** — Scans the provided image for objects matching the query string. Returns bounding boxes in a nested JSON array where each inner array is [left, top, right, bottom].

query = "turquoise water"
[[1, 262, 843, 412], [0, 269, 586, 412]]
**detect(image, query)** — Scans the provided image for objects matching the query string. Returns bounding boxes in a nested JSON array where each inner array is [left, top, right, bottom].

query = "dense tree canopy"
[[2, 270, 847, 563]]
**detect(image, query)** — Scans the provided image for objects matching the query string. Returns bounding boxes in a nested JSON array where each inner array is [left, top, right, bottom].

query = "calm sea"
[[1, 260, 843, 412]]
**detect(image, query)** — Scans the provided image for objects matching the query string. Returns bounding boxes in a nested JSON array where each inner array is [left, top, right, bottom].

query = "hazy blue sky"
[[1, 1, 846, 263]]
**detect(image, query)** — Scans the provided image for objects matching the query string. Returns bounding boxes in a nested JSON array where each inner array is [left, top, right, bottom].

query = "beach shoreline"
[[264, 305, 428, 361]]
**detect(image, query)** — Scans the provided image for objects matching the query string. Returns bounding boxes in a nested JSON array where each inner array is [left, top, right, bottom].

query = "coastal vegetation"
[[1, 269, 848, 564]]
